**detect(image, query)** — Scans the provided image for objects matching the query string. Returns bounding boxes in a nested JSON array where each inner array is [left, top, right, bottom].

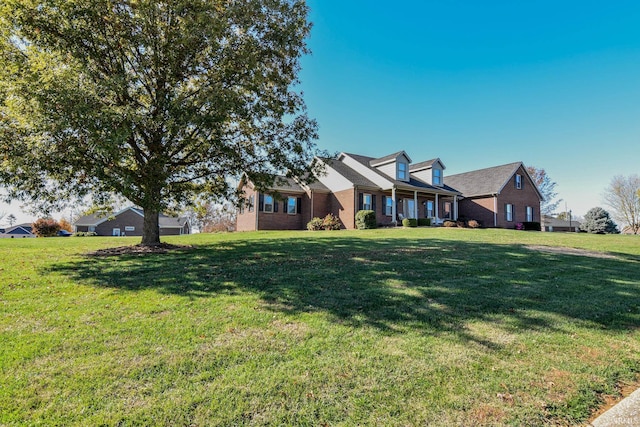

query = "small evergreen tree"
[[580, 207, 619, 234]]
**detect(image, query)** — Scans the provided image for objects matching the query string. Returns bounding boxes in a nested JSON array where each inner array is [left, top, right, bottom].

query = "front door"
[[112, 228, 121, 236]]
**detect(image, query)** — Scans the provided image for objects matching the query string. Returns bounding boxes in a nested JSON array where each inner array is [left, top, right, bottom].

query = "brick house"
[[236, 152, 542, 231], [444, 162, 543, 228], [74, 206, 190, 236]]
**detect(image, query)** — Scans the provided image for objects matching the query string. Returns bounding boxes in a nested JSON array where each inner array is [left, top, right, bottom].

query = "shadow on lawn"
[[49, 236, 640, 347]]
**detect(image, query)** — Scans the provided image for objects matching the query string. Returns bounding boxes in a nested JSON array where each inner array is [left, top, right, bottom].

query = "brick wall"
[[331, 189, 356, 229], [236, 186, 258, 231]]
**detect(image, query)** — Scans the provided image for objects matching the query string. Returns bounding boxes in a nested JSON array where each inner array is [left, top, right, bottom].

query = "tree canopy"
[[525, 166, 561, 216], [580, 207, 618, 234], [604, 175, 640, 234], [0, 0, 319, 245]]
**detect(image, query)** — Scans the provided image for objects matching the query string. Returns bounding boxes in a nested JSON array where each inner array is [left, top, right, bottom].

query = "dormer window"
[[433, 168, 442, 185], [398, 162, 407, 180], [515, 174, 522, 189]]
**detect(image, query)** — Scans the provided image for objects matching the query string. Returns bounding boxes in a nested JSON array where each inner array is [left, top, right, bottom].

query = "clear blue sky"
[[299, 0, 640, 217], [2, 0, 639, 224]]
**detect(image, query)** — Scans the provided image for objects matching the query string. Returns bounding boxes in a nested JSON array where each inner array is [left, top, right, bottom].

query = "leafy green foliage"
[[402, 218, 417, 227], [0, 0, 319, 245], [307, 214, 341, 231], [355, 210, 376, 229], [580, 207, 619, 234], [417, 218, 431, 226], [31, 218, 60, 237], [306, 217, 324, 231]]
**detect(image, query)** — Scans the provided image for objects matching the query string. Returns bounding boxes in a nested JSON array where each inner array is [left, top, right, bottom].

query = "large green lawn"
[[1, 228, 639, 425]]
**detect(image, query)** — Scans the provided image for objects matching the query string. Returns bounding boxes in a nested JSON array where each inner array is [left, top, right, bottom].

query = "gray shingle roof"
[[74, 207, 188, 228], [444, 162, 523, 197], [323, 157, 380, 188], [369, 151, 411, 166], [272, 176, 329, 193], [342, 153, 460, 195]]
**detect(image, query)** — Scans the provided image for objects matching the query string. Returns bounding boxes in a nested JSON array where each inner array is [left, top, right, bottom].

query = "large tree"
[[526, 166, 561, 216], [604, 174, 640, 234], [0, 0, 319, 245]]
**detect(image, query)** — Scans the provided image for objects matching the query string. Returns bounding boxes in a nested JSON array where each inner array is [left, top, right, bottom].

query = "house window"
[[263, 195, 274, 213], [248, 195, 254, 212], [433, 169, 442, 185], [384, 196, 393, 216], [505, 204, 513, 221], [287, 197, 297, 214], [526, 206, 533, 222], [89, 226, 96, 232], [426, 200, 434, 218], [125, 226, 135, 232], [363, 193, 372, 210], [515, 174, 522, 189], [444, 202, 452, 219], [398, 162, 407, 180]]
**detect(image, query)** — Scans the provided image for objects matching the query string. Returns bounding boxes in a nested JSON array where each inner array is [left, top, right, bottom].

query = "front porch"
[[377, 187, 460, 226]]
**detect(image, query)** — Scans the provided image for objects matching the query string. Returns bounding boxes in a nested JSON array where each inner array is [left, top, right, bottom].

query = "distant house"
[[74, 207, 190, 236], [621, 225, 639, 235], [236, 151, 542, 231], [541, 215, 581, 232], [444, 162, 543, 228], [0, 224, 36, 238]]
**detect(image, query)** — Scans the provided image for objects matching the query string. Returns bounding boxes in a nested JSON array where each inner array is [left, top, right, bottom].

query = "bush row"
[[74, 231, 98, 237]]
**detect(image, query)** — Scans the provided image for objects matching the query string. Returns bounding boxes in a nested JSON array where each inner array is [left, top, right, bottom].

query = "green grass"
[[1, 228, 639, 425]]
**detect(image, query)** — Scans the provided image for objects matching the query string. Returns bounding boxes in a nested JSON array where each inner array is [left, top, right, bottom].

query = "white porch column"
[[453, 195, 458, 220], [435, 193, 440, 223], [414, 191, 418, 218], [391, 186, 397, 224]]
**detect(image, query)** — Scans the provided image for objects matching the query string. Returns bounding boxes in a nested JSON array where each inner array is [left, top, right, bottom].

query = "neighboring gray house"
[[540, 215, 581, 232], [74, 207, 190, 236], [0, 224, 36, 238]]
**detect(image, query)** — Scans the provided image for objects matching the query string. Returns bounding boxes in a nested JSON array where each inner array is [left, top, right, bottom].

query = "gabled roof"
[[410, 158, 445, 172], [2, 225, 34, 235], [339, 153, 460, 195], [323, 157, 381, 188], [369, 150, 412, 166], [444, 162, 542, 199]]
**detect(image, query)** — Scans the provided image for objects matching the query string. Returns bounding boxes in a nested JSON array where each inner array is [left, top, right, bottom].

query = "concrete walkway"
[[590, 388, 640, 427]]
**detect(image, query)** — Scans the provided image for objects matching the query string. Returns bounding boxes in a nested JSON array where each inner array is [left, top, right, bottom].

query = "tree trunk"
[[141, 209, 161, 246]]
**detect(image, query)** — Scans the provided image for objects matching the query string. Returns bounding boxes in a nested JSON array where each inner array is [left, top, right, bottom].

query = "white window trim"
[[526, 206, 533, 222], [264, 195, 274, 213], [287, 197, 297, 215], [426, 200, 434, 218], [125, 226, 135, 231], [433, 169, 442, 185], [515, 174, 522, 189], [444, 201, 452, 219], [363, 193, 373, 211], [506, 204, 513, 222], [397, 162, 407, 180], [384, 197, 393, 216]]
